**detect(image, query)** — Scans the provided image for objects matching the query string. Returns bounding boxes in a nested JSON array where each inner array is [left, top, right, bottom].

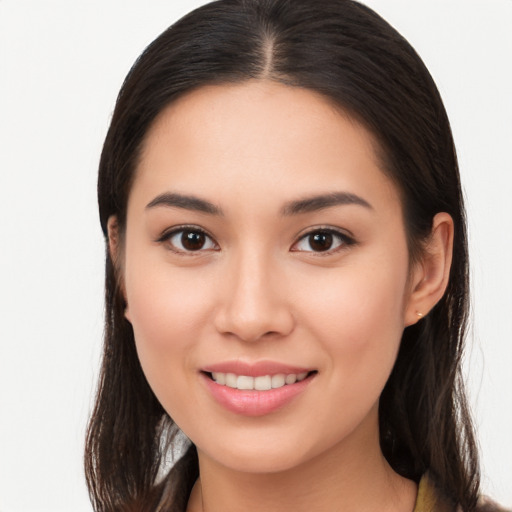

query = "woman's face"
[[120, 81, 421, 473]]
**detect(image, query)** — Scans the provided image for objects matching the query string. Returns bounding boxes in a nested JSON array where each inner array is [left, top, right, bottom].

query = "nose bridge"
[[214, 243, 293, 342], [234, 247, 273, 313]]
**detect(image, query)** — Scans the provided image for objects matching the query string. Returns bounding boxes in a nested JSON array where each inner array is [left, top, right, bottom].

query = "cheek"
[[127, 276, 204, 345], [124, 235, 214, 336], [303, 261, 407, 342], [291, 262, 408, 445], [122, 250, 215, 400], [299, 252, 409, 388]]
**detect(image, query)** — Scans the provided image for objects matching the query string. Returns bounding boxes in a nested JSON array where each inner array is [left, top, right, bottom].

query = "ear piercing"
[[416, 312, 423, 318]]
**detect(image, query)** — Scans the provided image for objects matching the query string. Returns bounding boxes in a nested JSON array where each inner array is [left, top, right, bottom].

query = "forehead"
[[132, 80, 400, 215]]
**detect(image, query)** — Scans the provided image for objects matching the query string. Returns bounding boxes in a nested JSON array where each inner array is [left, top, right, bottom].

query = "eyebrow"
[[281, 192, 373, 215], [146, 191, 372, 217], [146, 192, 223, 215]]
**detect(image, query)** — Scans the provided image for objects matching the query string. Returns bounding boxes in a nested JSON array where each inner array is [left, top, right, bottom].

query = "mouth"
[[200, 361, 317, 415], [201, 369, 317, 416], [203, 370, 316, 391]]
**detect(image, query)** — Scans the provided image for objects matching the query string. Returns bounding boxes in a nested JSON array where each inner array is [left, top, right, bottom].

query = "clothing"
[[413, 473, 510, 512], [413, 473, 454, 512]]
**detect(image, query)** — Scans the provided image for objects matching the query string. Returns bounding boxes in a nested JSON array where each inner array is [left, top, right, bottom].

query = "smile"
[[202, 367, 317, 416], [210, 372, 309, 390]]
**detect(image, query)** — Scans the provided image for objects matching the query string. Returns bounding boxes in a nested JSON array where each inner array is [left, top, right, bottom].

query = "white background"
[[0, 1, 510, 510]]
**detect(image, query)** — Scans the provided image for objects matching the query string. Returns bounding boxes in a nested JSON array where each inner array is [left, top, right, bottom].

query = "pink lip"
[[200, 361, 316, 417], [202, 360, 312, 377]]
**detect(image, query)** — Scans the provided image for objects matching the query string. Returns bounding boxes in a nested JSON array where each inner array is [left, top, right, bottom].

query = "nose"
[[213, 250, 295, 343]]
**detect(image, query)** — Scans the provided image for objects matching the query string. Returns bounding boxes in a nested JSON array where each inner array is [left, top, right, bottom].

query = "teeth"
[[212, 372, 226, 385], [211, 371, 310, 390], [285, 374, 297, 385], [255, 375, 272, 391], [271, 374, 285, 388], [237, 375, 254, 390], [225, 373, 237, 388]]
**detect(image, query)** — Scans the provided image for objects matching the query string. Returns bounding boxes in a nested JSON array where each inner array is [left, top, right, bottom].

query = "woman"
[[85, 1, 503, 510]]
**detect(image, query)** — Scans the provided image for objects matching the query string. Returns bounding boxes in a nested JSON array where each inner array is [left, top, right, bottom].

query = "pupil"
[[310, 232, 333, 251], [182, 231, 205, 251]]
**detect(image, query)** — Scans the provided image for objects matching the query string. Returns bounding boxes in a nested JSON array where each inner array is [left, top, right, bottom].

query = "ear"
[[107, 215, 121, 266], [107, 216, 130, 321], [404, 212, 454, 326]]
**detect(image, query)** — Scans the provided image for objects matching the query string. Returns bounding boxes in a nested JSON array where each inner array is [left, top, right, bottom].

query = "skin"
[[109, 81, 453, 512]]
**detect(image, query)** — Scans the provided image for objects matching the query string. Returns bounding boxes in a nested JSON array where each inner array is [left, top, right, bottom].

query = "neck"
[[186, 411, 417, 512]]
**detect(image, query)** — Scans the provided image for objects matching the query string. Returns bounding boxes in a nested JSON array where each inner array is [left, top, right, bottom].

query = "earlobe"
[[405, 212, 454, 326]]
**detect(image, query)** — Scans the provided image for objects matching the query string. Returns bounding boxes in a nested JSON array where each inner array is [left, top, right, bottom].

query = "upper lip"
[[202, 360, 314, 377]]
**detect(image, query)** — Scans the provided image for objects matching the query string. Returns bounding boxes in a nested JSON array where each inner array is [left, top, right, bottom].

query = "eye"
[[159, 227, 218, 253], [291, 229, 354, 253]]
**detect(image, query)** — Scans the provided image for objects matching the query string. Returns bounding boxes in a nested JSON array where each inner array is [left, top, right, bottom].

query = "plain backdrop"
[[0, 1, 511, 510]]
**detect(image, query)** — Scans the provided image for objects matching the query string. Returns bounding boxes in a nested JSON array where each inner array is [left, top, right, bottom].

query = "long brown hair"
[[86, 0, 479, 510]]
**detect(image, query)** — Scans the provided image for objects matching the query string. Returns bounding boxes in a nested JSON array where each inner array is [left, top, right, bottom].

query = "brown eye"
[[163, 228, 217, 253], [292, 229, 354, 253], [308, 232, 333, 252], [181, 230, 206, 251]]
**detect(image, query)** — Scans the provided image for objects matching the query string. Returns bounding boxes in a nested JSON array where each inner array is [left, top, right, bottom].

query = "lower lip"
[[201, 373, 314, 416]]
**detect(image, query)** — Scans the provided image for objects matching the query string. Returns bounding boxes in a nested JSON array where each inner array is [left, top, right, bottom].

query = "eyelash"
[[156, 225, 219, 255], [156, 225, 356, 255], [291, 228, 356, 255]]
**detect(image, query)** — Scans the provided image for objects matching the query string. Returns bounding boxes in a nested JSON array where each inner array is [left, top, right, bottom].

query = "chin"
[[207, 448, 307, 475], [193, 430, 313, 475]]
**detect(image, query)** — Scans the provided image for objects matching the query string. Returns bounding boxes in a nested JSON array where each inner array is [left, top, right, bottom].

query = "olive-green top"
[[413, 473, 509, 512], [413, 473, 454, 512]]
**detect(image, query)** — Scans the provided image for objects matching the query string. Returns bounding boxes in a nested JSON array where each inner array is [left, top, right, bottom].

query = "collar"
[[413, 473, 455, 512]]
